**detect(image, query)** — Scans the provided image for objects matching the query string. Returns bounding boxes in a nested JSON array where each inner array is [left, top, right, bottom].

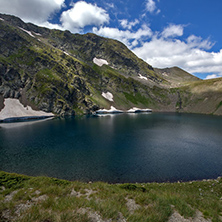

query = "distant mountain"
[[154, 67, 200, 87], [0, 13, 222, 118]]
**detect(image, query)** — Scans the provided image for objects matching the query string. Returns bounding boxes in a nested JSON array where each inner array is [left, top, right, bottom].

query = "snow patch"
[[19, 27, 35, 38], [96, 106, 152, 114], [138, 74, 148, 80], [93, 57, 108, 67], [0, 98, 54, 121], [33, 32, 42, 36], [127, 107, 152, 113], [63, 51, 70, 56], [162, 72, 168, 76], [0, 18, 4, 21], [96, 106, 123, 114], [102, 92, 113, 102]]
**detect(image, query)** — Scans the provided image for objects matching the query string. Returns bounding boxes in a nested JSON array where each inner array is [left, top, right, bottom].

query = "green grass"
[[123, 92, 151, 106], [215, 101, 222, 111], [0, 171, 221, 222]]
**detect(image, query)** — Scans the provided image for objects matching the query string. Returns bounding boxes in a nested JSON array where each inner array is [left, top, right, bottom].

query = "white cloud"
[[0, 0, 65, 25], [156, 9, 161, 14], [39, 21, 64, 30], [0, 0, 109, 32], [105, 3, 115, 9], [60, 1, 109, 32], [187, 35, 214, 50], [161, 24, 184, 38], [146, 0, 156, 13], [120, 19, 139, 30], [205, 74, 222, 80], [93, 24, 152, 48], [133, 36, 222, 78]]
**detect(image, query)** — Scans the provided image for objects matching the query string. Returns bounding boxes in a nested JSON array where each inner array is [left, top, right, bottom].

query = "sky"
[[0, 0, 222, 80]]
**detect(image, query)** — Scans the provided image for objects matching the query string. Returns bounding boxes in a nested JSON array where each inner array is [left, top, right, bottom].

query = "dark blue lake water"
[[0, 113, 222, 183]]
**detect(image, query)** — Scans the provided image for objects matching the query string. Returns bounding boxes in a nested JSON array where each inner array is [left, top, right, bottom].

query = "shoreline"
[[0, 98, 55, 123], [1, 170, 221, 185], [0, 115, 54, 123]]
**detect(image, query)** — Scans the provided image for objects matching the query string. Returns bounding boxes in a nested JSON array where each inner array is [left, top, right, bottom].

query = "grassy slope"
[[154, 67, 200, 87], [0, 18, 176, 115], [1, 14, 222, 116], [177, 78, 222, 115], [0, 171, 221, 222]]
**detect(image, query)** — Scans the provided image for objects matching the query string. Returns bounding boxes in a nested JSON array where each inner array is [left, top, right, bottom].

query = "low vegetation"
[[1, 14, 222, 116], [0, 171, 221, 221]]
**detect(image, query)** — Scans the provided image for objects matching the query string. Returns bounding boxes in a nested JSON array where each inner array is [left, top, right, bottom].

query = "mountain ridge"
[[0, 13, 222, 118]]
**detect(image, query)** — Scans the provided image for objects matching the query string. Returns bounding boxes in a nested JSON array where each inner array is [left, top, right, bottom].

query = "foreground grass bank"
[[0, 171, 221, 222]]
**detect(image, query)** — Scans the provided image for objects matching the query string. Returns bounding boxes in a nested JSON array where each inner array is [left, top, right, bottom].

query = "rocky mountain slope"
[[0, 13, 222, 117]]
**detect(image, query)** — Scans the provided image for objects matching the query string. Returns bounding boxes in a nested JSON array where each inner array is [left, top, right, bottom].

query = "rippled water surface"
[[0, 113, 222, 183]]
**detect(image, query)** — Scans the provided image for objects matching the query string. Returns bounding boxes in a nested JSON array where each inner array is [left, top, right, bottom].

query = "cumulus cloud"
[[60, 1, 109, 32], [161, 24, 184, 38], [0, 0, 64, 25], [0, 0, 109, 32], [93, 24, 152, 48], [133, 35, 222, 78]]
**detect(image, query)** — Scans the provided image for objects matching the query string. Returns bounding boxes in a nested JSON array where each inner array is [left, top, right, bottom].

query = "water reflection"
[[0, 117, 54, 129]]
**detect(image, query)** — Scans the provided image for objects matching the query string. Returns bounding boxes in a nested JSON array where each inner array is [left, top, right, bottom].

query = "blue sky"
[[0, 0, 222, 79]]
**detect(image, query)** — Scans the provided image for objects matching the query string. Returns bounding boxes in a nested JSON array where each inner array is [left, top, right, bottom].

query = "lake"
[[0, 112, 222, 183]]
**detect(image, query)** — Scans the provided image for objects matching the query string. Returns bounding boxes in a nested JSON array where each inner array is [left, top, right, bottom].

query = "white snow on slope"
[[102, 92, 113, 102], [96, 106, 123, 114], [0, 18, 4, 21], [162, 72, 168, 76], [127, 107, 152, 113], [93, 57, 108, 67], [63, 51, 70, 56], [19, 27, 35, 38], [96, 106, 152, 114], [33, 32, 42, 36], [138, 74, 148, 80], [0, 98, 54, 121]]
